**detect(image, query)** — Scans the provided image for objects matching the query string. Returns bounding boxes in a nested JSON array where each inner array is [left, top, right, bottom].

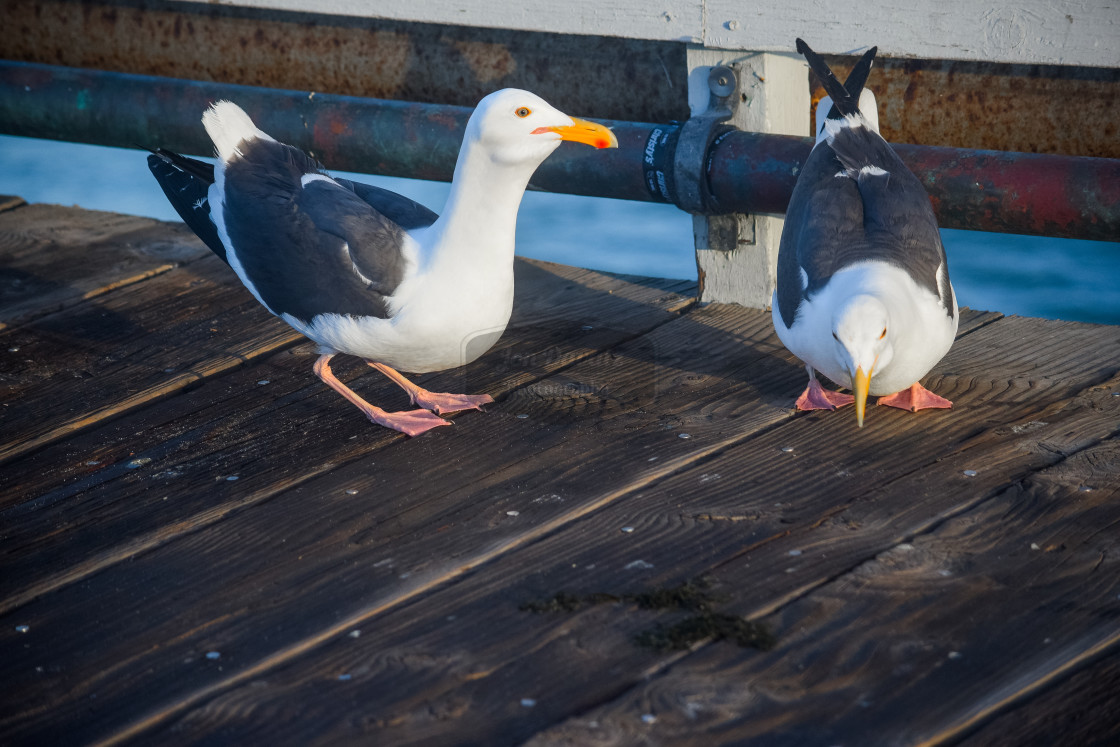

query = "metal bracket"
[[672, 65, 741, 214]]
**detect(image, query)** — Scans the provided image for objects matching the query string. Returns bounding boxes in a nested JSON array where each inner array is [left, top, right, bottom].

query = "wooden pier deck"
[[2, 197, 1119, 746]]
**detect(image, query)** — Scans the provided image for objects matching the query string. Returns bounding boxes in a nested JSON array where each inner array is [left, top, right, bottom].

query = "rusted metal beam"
[[1, 61, 1118, 242], [0, 0, 689, 126]]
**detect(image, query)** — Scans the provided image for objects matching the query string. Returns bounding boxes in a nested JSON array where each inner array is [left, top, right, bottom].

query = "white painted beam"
[[692, 50, 809, 308], [183, 1, 1120, 67]]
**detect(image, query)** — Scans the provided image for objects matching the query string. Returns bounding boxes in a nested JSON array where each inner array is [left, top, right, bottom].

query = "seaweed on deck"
[[520, 577, 776, 652]]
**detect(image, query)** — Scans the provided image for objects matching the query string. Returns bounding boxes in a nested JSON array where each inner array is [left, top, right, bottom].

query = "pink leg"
[[368, 362, 494, 415], [795, 372, 854, 411], [877, 382, 953, 412], [313, 355, 449, 436]]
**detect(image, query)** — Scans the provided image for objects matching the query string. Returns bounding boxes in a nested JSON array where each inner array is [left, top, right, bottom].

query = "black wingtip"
[[798, 38, 878, 120]]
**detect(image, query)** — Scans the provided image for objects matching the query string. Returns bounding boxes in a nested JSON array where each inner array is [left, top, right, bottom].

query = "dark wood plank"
[[0, 259, 694, 616], [0, 254, 303, 467], [0, 204, 208, 329], [0, 302, 792, 744], [527, 434, 1120, 746], [6, 304, 1105, 745], [112, 318, 1118, 746], [956, 651, 1120, 747]]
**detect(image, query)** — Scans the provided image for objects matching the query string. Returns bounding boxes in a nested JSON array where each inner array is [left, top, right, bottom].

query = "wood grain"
[[7, 308, 1103, 746], [527, 434, 1120, 745], [4, 204, 1118, 747], [0, 255, 303, 466], [0, 203, 208, 329], [114, 322, 1118, 746]]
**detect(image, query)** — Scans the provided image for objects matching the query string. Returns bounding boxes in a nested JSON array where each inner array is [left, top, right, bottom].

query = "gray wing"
[[776, 127, 954, 328], [220, 139, 415, 324], [335, 178, 438, 231]]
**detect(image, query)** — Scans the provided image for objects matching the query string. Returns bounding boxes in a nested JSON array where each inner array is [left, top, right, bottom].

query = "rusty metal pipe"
[[2, 61, 1118, 241]]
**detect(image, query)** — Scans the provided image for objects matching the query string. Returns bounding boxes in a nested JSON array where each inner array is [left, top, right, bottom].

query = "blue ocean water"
[[1, 134, 1116, 324]]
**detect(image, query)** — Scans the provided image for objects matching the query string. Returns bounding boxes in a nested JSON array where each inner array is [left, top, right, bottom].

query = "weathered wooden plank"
[[9, 307, 1105, 745], [0, 195, 25, 213], [0, 204, 208, 329], [152, 382, 1120, 747], [0, 254, 303, 467], [0, 302, 793, 744], [112, 318, 1118, 745], [527, 434, 1120, 746], [0, 259, 694, 612], [956, 651, 1120, 747]]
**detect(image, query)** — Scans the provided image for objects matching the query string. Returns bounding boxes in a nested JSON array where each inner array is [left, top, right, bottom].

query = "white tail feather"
[[202, 101, 274, 162], [858, 89, 880, 133], [816, 89, 881, 146]]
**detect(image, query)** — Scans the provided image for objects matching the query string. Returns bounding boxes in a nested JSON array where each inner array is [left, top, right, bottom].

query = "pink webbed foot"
[[877, 382, 953, 412], [365, 407, 451, 437], [410, 390, 494, 415], [368, 362, 493, 415], [313, 354, 451, 437], [795, 377, 854, 411]]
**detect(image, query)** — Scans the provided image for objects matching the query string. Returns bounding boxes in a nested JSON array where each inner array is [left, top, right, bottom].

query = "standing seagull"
[[773, 39, 958, 427], [149, 90, 617, 436]]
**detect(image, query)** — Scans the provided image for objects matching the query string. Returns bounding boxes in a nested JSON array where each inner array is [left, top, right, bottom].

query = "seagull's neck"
[[422, 140, 544, 269]]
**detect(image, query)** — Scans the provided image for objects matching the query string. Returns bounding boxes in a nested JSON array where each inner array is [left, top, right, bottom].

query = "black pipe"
[[1, 61, 1117, 241]]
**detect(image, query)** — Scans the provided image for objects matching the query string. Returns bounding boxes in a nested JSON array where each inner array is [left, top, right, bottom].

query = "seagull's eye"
[[879, 328, 887, 340], [516, 107, 532, 118], [832, 332, 839, 341]]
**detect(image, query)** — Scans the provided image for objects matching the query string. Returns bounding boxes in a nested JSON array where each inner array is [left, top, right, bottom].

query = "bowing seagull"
[[772, 39, 958, 427], [148, 90, 617, 436]]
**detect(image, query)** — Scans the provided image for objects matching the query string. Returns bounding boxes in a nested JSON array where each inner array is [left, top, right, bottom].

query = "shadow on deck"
[[2, 198, 1118, 745]]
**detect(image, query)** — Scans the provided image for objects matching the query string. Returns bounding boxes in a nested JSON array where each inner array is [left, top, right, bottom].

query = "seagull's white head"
[[833, 294, 894, 427], [466, 88, 618, 167]]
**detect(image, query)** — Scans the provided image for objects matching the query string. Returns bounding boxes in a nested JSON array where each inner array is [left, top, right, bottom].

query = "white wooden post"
[[689, 48, 809, 308]]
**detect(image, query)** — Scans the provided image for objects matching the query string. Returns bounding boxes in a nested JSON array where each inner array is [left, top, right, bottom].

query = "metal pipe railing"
[[2, 61, 1117, 242]]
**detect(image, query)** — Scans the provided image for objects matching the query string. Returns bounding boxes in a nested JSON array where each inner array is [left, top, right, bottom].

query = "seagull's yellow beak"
[[853, 365, 872, 428], [534, 117, 618, 149]]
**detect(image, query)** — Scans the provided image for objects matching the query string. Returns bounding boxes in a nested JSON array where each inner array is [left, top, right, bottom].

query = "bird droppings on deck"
[[344, 489, 358, 495], [337, 673, 352, 681], [963, 469, 978, 477], [348, 630, 361, 638], [126, 457, 151, 469], [641, 713, 657, 725], [15, 625, 29, 633], [678, 433, 691, 439], [533, 494, 563, 504], [520, 698, 536, 707], [205, 651, 221, 660], [625, 560, 654, 570], [620, 526, 635, 533], [780, 446, 795, 453]]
